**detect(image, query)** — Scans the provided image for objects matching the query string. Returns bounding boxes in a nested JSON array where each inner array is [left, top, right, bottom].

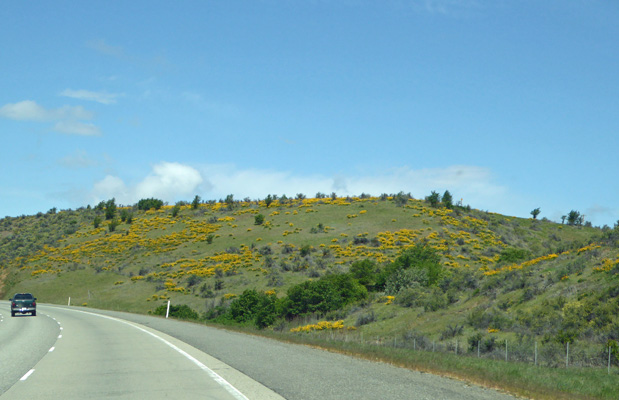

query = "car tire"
[[32, 311, 36, 316], [11, 312, 15, 317]]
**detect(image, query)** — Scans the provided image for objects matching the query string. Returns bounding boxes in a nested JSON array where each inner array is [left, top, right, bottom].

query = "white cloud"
[[0, 100, 100, 136], [135, 162, 203, 200], [60, 89, 122, 105], [91, 162, 203, 205], [0, 100, 50, 120], [88, 162, 518, 217], [196, 164, 508, 210], [92, 175, 129, 203]]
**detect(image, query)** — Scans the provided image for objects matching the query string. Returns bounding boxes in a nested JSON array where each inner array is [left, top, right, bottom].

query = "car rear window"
[[14, 294, 33, 300]]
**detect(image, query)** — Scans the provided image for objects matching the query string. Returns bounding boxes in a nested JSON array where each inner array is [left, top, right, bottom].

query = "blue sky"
[[2, 0, 618, 227]]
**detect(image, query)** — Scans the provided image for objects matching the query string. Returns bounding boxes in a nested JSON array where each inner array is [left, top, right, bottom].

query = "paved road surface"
[[0, 302, 521, 399]]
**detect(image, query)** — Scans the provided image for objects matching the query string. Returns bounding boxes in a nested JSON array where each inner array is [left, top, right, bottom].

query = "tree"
[[426, 191, 441, 208], [93, 216, 102, 229], [225, 194, 234, 210], [105, 198, 117, 220], [394, 191, 409, 207], [567, 210, 581, 226], [350, 259, 378, 290], [192, 195, 201, 210], [171, 204, 181, 217], [264, 194, 274, 208], [531, 208, 541, 219], [108, 219, 120, 232], [442, 190, 453, 209]]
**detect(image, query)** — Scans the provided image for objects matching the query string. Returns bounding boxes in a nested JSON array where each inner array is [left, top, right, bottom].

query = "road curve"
[[48, 305, 521, 400], [1, 303, 521, 399], [0, 303, 283, 400]]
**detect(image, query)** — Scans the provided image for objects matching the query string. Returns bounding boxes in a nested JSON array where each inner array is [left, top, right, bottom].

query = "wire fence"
[[316, 330, 618, 374]]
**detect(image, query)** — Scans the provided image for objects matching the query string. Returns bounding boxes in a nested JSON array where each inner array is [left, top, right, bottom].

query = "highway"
[[0, 302, 520, 399]]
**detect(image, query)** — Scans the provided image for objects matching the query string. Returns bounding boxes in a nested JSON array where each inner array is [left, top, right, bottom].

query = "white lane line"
[[49, 347, 55, 352], [20, 369, 35, 381], [71, 309, 249, 400], [58, 334, 62, 339]]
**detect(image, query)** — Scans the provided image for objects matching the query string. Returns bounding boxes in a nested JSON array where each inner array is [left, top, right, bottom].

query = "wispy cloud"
[[86, 39, 126, 59], [181, 91, 240, 117], [0, 100, 101, 136], [54, 121, 101, 136], [60, 89, 122, 105], [58, 150, 98, 169], [411, 0, 483, 16], [87, 39, 171, 70]]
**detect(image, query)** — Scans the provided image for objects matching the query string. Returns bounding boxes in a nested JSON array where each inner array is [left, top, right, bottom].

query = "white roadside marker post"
[[165, 300, 171, 319]]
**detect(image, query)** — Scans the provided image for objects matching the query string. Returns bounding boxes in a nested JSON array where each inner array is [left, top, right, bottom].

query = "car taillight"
[[32, 301, 36, 306], [11, 302, 16, 307]]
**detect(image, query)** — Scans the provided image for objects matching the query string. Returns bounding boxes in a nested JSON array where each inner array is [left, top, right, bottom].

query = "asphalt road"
[[0, 302, 521, 400]]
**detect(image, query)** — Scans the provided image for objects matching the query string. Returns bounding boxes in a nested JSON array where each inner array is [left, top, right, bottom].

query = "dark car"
[[11, 293, 37, 317]]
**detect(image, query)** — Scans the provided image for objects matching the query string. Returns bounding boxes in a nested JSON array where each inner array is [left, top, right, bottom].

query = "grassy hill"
[[1, 194, 618, 399]]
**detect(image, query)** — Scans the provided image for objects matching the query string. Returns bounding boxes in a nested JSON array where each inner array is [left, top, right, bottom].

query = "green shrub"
[[254, 214, 265, 225], [349, 259, 378, 290], [284, 273, 367, 318], [137, 198, 164, 211], [152, 304, 199, 320]]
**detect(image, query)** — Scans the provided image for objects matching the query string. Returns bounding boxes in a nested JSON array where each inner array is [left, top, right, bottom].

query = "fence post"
[[477, 340, 480, 358]]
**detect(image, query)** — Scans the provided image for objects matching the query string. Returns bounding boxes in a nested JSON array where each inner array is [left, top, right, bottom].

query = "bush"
[[152, 304, 199, 320], [440, 324, 464, 340], [355, 311, 376, 327], [284, 273, 367, 318], [349, 259, 378, 290], [498, 248, 531, 263], [385, 268, 428, 295], [377, 243, 443, 291], [254, 214, 265, 225], [137, 198, 164, 211], [108, 219, 120, 232], [228, 289, 280, 329]]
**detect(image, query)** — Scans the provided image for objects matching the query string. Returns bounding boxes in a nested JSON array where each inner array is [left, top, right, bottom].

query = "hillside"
[[1, 195, 618, 391]]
